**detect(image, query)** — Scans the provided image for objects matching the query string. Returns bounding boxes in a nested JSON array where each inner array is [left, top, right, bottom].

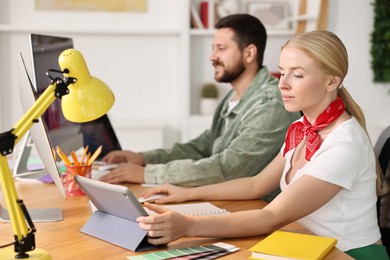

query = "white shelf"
[[190, 29, 215, 36], [0, 24, 181, 36], [190, 28, 294, 37], [8, 25, 291, 38]]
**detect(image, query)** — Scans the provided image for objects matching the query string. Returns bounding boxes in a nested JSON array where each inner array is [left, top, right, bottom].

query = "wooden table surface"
[[0, 179, 352, 259]]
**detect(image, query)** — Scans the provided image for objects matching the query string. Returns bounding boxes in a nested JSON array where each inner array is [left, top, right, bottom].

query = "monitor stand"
[[6, 133, 63, 222], [0, 205, 63, 223], [13, 133, 46, 178]]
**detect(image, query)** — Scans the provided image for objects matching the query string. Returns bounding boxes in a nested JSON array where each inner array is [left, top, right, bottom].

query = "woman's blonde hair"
[[282, 31, 384, 194]]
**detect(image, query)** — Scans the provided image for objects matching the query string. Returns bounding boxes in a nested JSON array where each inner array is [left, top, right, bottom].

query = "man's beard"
[[214, 61, 246, 83]]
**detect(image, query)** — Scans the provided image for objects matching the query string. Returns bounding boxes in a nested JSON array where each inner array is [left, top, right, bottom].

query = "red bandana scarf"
[[283, 95, 346, 161]]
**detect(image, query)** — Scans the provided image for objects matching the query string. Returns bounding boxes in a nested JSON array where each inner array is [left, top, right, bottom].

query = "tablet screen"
[[74, 175, 147, 221]]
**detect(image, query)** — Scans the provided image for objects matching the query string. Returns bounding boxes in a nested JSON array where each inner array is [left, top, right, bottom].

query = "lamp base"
[[0, 247, 51, 259]]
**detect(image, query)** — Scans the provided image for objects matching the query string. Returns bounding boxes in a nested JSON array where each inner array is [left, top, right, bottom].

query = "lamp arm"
[[0, 157, 36, 256], [0, 80, 67, 257]]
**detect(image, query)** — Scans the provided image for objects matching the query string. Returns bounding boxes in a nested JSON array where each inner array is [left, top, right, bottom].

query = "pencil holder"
[[64, 164, 92, 196]]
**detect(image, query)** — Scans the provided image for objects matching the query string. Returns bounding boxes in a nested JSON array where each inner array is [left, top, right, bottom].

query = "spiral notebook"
[[89, 197, 230, 216]]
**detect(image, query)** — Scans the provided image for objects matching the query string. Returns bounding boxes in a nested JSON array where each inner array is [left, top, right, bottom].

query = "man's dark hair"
[[215, 13, 267, 68]]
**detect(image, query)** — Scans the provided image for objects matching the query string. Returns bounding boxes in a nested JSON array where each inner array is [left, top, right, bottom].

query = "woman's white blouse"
[[280, 117, 381, 251]]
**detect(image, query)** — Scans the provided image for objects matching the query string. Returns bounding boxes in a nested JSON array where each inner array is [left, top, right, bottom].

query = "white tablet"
[[73, 175, 154, 251], [74, 175, 147, 221]]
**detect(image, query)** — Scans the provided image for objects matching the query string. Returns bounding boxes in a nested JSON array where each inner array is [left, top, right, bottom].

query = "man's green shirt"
[[143, 67, 301, 190]]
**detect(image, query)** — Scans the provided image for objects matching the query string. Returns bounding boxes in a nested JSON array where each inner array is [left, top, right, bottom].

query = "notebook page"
[[145, 202, 230, 216], [89, 201, 229, 216]]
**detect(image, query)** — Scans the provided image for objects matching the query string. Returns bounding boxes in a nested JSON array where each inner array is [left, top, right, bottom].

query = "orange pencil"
[[51, 147, 57, 161], [71, 151, 80, 166], [56, 146, 72, 166], [87, 145, 102, 166], [80, 145, 89, 165], [86, 152, 91, 165]]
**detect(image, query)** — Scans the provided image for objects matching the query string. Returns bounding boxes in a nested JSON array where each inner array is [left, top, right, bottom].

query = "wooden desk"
[[0, 180, 352, 259]]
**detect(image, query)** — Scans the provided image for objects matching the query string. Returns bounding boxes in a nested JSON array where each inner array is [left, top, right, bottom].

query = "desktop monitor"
[[17, 53, 66, 198]]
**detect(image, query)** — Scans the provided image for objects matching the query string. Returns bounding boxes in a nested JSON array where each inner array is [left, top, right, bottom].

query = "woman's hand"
[[137, 203, 194, 245], [140, 184, 192, 204]]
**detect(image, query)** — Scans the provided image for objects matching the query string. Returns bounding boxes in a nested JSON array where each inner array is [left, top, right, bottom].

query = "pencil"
[[86, 152, 91, 165], [71, 151, 80, 166], [80, 145, 89, 165], [87, 145, 102, 166], [51, 147, 57, 161], [56, 146, 72, 166]]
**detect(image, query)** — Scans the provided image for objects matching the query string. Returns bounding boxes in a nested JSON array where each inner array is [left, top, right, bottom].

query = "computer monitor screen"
[[31, 34, 74, 132], [17, 52, 66, 198]]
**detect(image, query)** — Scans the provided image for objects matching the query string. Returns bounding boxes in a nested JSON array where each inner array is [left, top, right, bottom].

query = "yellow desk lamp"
[[0, 49, 115, 259]]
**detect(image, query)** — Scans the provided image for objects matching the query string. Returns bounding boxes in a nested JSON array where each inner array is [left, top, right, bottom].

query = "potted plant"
[[200, 82, 219, 115]]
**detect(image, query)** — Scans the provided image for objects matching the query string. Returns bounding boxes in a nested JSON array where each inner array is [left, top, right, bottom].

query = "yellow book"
[[249, 230, 337, 260]]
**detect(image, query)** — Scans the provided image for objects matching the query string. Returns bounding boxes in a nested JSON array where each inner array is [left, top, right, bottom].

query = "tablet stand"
[[80, 211, 155, 252]]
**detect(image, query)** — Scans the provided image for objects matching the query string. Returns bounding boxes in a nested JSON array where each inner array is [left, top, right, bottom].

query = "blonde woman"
[[137, 31, 389, 259]]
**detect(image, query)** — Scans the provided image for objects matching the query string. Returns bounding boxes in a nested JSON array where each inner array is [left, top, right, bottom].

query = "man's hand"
[[102, 150, 145, 166], [99, 163, 145, 184]]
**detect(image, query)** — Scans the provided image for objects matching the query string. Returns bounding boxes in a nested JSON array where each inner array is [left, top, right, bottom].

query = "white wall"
[[1, 0, 389, 151], [328, 0, 390, 142]]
